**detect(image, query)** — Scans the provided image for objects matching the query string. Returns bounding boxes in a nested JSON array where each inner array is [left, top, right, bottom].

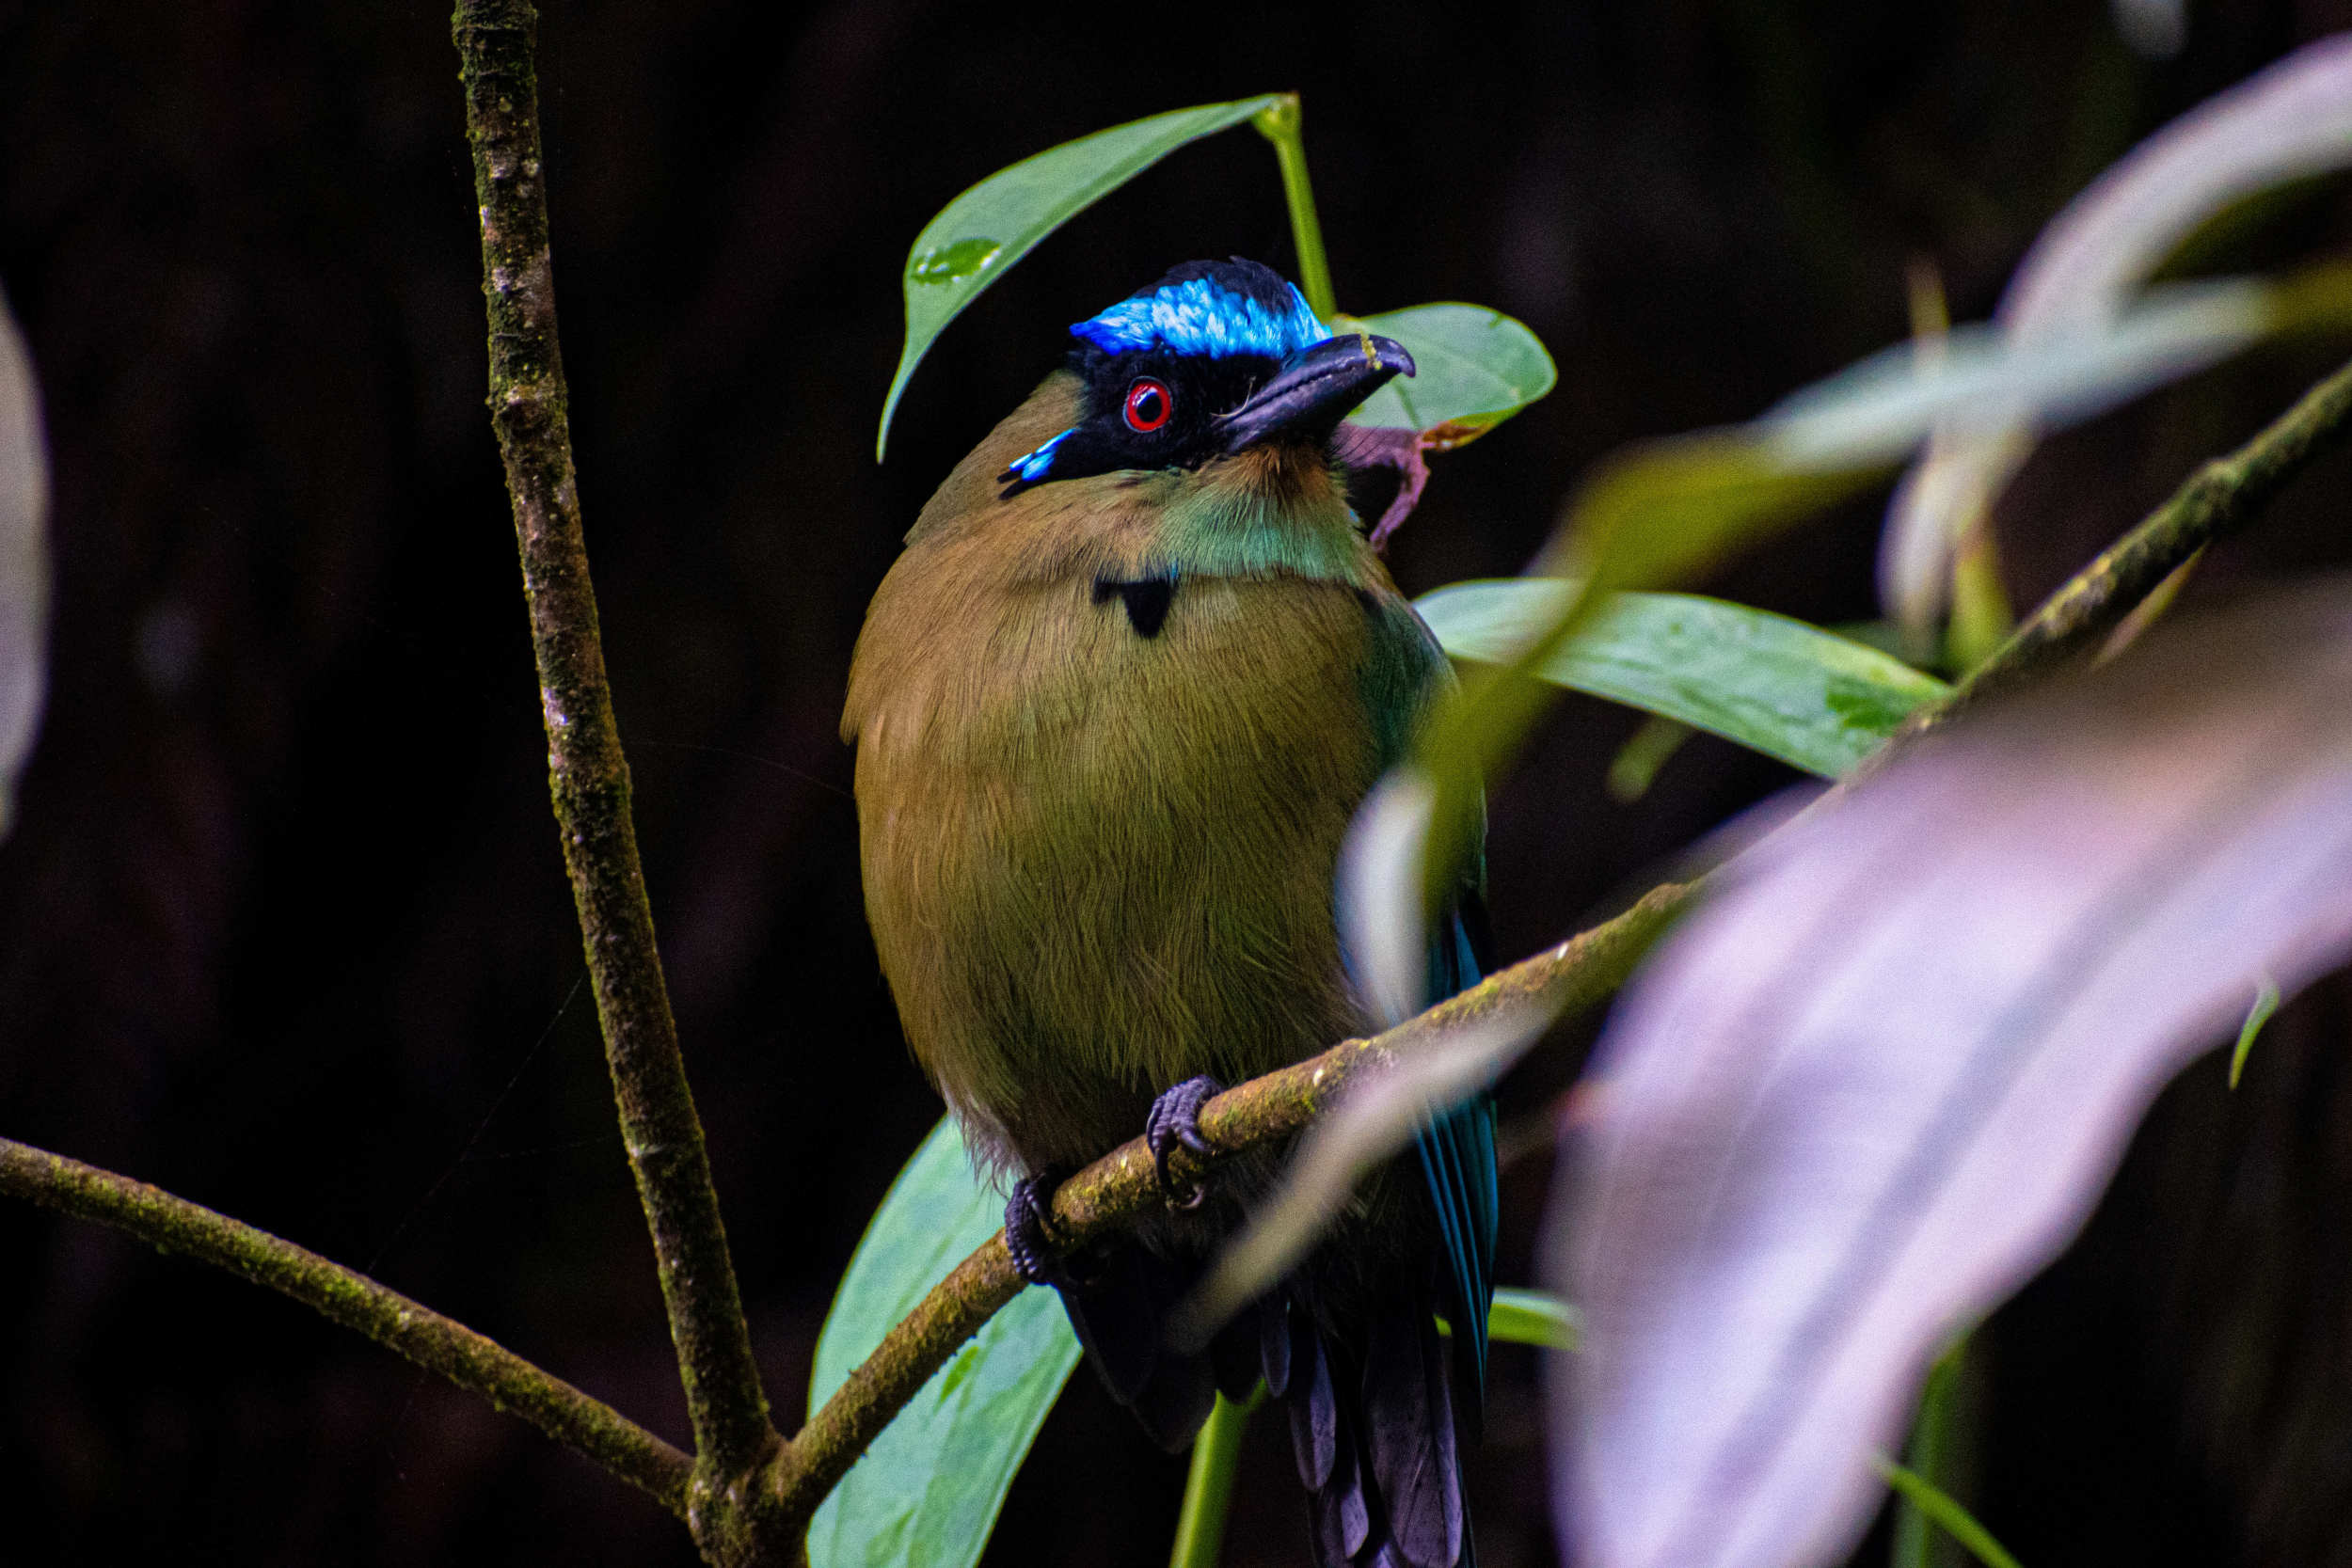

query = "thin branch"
[[0, 1136, 692, 1513], [452, 0, 775, 1492], [760, 879, 1695, 1528], [1911, 350, 2352, 730]]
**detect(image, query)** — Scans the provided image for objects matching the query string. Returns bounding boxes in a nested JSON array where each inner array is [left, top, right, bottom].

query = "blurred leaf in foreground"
[[0, 284, 48, 843], [1881, 32, 2352, 631], [1550, 579, 2352, 1568], [807, 1118, 1079, 1568], [1345, 272, 2307, 1039]]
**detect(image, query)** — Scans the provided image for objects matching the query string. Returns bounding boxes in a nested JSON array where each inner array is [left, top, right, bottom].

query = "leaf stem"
[[1890, 1338, 1968, 1568], [1876, 1455, 2025, 1568], [1488, 1287, 1581, 1350], [1254, 95, 1338, 320], [451, 0, 775, 1494], [1168, 1390, 1261, 1568], [0, 1135, 693, 1513]]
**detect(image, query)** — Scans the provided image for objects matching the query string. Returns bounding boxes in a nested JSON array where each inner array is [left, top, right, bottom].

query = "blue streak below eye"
[[1072, 277, 1327, 359], [1007, 427, 1073, 483]]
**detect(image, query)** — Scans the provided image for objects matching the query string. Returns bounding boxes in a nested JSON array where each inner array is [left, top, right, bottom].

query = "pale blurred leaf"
[[1373, 276, 2296, 1020], [1551, 581, 2352, 1568], [1881, 33, 2352, 628], [876, 95, 1284, 459], [1175, 997, 1548, 1348], [0, 285, 48, 842], [808, 1118, 1080, 1568]]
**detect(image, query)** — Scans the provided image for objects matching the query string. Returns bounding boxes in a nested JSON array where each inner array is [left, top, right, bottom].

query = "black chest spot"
[[1093, 574, 1176, 639]]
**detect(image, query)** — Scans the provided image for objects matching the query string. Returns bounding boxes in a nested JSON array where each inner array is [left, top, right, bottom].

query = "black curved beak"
[[1216, 332, 1415, 453]]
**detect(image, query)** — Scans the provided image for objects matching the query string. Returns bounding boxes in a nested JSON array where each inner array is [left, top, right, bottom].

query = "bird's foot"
[[1006, 1169, 1072, 1288], [1146, 1075, 1223, 1209]]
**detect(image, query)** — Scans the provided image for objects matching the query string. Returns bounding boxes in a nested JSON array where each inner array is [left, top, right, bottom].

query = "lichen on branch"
[[452, 0, 776, 1491]]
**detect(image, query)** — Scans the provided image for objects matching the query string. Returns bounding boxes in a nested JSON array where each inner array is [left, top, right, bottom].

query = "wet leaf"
[[0, 285, 48, 842], [1417, 581, 1948, 779], [877, 94, 1284, 459], [808, 1118, 1080, 1568], [1344, 303, 1556, 439], [1550, 581, 2352, 1568]]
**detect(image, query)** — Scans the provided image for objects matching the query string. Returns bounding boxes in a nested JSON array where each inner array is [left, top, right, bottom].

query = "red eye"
[[1123, 378, 1172, 433]]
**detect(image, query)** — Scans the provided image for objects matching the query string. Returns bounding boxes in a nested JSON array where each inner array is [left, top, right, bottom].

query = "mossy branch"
[[1907, 350, 2352, 732], [453, 0, 775, 1498], [0, 1136, 693, 1513]]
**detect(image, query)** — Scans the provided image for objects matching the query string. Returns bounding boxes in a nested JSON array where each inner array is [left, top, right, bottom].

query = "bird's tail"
[[1268, 1287, 1472, 1568], [1057, 1261, 1473, 1568]]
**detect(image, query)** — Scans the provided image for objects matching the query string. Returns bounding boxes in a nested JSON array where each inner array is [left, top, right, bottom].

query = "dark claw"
[[1006, 1170, 1071, 1287], [1146, 1075, 1223, 1208]]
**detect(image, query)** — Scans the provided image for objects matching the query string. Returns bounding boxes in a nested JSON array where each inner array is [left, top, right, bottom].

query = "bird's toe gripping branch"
[[1005, 1170, 1073, 1288], [1145, 1075, 1223, 1209]]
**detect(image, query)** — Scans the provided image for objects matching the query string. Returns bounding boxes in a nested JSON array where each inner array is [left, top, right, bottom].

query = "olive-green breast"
[[844, 375, 1451, 1174]]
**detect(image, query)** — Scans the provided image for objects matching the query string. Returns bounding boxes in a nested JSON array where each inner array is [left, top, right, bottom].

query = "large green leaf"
[[807, 1118, 1081, 1568], [877, 94, 1286, 459], [1417, 581, 1948, 779], [1344, 303, 1557, 440]]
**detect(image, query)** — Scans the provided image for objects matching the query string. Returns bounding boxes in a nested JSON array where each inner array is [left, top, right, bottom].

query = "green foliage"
[[877, 94, 1284, 458], [1487, 1287, 1581, 1351], [1876, 1457, 2026, 1568], [1345, 304, 1557, 440], [807, 1119, 1080, 1568], [1419, 582, 1947, 779], [877, 95, 1554, 461], [2228, 977, 2281, 1089]]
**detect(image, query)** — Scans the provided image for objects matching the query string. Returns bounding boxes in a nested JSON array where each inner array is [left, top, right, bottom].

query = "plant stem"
[[0, 1135, 693, 1513], [451, 0, 774, 1492], [1254, 95, 1337, 320], [1875, 1457, 2025, 1568], [1891, 1338, 1967, 1568], [1488, 1287, 1581, 1350], [1168, 1391, 1260, 1568], [1946, 528, 2014, 673]]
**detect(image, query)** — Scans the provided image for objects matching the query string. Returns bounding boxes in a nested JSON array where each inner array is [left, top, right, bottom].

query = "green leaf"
[[877, 94, 1286, 459], [1874, 1458, 2026, 1568], [1418, 581, 1949, 779], [807, 1118, 1081, 1568], [2228, 976, 2281, 1088], [1343, 303, 1557, 440], [1488, 1288, 1581, 1350]]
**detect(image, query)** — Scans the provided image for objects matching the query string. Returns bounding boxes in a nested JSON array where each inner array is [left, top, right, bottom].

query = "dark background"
[[6, 1, 2352, 1563]]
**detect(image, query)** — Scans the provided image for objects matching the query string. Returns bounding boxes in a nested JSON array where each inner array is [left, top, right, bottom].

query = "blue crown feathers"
[[1072, 274, 1328, 359]]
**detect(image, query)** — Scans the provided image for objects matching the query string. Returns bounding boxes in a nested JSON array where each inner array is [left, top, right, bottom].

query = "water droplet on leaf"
[[909, 238, 1002, 286]]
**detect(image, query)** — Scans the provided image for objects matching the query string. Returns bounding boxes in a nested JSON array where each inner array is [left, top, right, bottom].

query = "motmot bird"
[[844, 258, 1497, 1568]]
